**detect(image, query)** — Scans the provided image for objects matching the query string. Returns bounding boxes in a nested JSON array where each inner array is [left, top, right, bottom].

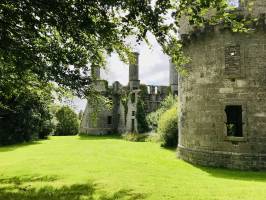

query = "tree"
[[0, 1, 170, 97], [0, 71, 54, 145], [1, 1, 246, 99], [55, 106, 79, 136]]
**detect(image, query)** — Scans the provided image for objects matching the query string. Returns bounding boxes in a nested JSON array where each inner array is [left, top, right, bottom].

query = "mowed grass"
[[1, 136, 266, 200]]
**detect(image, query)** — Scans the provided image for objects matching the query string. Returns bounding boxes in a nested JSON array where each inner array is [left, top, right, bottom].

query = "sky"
[[71, 33, 171, 112]]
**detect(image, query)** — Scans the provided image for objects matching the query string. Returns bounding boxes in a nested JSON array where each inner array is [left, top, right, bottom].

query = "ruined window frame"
[[131, 93, 136, 103], [224, 44, 242, 78], [131, 119, 135, 132], [223, 102, 247, 142], [107, 116, 112, 125], [225, 105, 243, 137]]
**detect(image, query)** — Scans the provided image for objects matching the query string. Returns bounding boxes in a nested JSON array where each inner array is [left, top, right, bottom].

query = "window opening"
[[131, 93, 136, 103], [131, 119, 135, 132], [225, 105, 243, 137], [107, 116, 112, 125]]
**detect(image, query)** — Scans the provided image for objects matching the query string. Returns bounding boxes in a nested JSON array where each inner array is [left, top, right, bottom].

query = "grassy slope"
[[0, 136, 266, 200]]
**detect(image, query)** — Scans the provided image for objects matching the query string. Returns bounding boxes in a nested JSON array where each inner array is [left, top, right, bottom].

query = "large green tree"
[[0, 0, 247, 97], [0, 69, 54, 145]]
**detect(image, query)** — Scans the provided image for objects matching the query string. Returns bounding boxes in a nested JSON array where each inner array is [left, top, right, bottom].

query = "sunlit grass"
[[1, 136, 266, 200]]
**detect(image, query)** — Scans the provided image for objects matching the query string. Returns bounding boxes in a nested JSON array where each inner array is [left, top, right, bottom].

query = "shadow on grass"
[[0, 175, 146, 200], [0, 141, 42, 152], [161, 146, 177, 153], [78, 134, 122, 141], [194, 164, 266, 182]]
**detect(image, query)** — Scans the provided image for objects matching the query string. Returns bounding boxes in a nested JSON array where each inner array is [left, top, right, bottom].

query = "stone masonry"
[[178, 0, 266, 170], [80, 53, 178, 135]]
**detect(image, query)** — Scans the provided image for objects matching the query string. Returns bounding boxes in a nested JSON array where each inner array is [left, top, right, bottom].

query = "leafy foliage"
[[147, 95, 177, 131], [0, 0, 173, 97], [1, 0, 251, 98], [0, 0, 254, 144], [0, 76, 53, 145], [122, 132, 148, 142], [136, 100, 150, 133], [55, 106, 79, 136], [158, 105, 179, 148], [136, 85, 149, 133]]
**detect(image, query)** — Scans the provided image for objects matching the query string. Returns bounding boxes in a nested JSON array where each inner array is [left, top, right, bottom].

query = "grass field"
[[1, 136, 266, 200]]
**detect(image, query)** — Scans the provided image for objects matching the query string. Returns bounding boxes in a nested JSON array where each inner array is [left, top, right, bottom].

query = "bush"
[[122, 133, 148, 142], [55, 106, 79, 135], [147, 95, 177, 131], [145, 132, 161, 143], [157, 105, 178, 148]]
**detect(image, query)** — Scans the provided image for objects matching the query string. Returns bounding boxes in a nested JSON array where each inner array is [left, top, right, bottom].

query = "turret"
[[129, 52, 140, 90], [91, 66, 107, 92], [169, 59, 178, 95]]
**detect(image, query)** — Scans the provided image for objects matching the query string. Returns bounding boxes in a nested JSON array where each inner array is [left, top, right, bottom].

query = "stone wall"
[[179, 0, 266, 36], [178, 27, 266, 169], [81, 51, 172, 135], [126, 90, 138, 133], [241, 0, 266, 17], [80, 102, 113, 135]]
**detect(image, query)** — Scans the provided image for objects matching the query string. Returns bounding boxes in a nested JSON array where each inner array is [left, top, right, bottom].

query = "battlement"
[[179, 0, 266, 41], [81, 52, 178, 135]]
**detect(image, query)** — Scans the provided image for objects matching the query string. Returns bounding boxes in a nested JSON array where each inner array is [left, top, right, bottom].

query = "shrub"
[[147, 95, 177, 131], [122, 133, 148, 142], [145, 132, 161, 143], [39, 120, 54, 139], [157, 105, 178, 147], [55, 106, 79, 135]]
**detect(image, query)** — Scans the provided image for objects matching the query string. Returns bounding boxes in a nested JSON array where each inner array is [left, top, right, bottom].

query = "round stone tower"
[[178, 0, 266, 169]]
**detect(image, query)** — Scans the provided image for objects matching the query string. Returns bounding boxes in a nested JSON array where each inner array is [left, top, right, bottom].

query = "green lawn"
[[1, 136, 266, 200]]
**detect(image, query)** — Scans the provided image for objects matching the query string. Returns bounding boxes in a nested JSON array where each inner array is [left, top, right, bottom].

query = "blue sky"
[[72, 33, 170, 112]]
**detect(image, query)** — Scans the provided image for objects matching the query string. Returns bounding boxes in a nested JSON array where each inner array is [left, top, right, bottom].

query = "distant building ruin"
[[80, 53, 178, 135]]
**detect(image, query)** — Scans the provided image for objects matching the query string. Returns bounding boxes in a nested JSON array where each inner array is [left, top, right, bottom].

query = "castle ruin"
[[80, 53, 178, 135]]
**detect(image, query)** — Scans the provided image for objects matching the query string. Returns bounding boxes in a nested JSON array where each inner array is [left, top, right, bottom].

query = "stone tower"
[[169, 59, 178, 95], [129, 52, 140, 90], [178, 0, 266, 169], [91, 66, 100, 80], [126, 52, 140, 133], [125, 90, 139, 133], [80, 66, 113, 135]]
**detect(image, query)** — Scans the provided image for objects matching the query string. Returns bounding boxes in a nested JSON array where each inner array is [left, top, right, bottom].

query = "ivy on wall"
[[136, 85, 149, 133], [136, 99, 149, 133]]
